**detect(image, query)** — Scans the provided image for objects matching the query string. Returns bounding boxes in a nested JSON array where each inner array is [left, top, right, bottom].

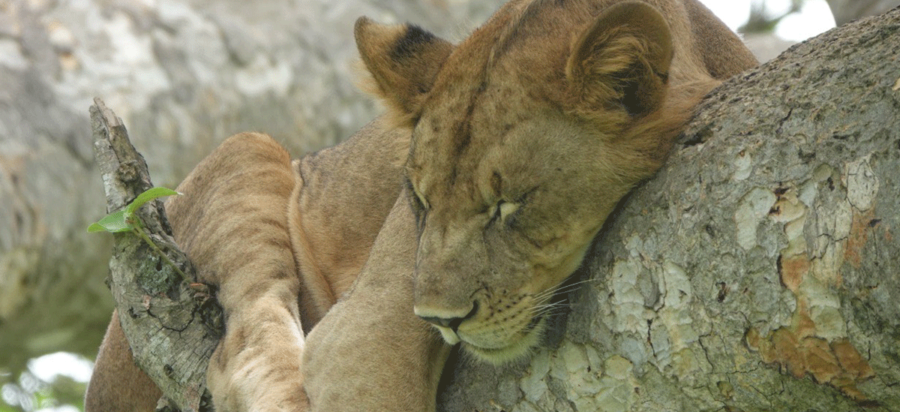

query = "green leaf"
[[87, 210, 132, 233], [126, 187, 180, 214], [87, 187, 179, 234]]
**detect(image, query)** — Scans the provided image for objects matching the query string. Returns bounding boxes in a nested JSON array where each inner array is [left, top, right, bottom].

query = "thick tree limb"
[[90, 98, 221, 412]]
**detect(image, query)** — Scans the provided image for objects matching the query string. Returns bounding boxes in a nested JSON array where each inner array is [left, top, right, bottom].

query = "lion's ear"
[[355, 17, 453, 126], [565, 2, 673, 117]]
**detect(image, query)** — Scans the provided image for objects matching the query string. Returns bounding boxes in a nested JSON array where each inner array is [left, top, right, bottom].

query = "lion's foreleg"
[[302, 195, 451, 411], [165, 133, 308, 411]]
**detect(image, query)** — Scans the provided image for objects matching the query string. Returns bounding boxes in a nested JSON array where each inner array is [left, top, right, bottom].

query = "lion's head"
[[355, 1, 714, 363]]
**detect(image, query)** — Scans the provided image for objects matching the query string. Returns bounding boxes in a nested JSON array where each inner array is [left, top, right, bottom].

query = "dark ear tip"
[[354, 16, 373, 41]]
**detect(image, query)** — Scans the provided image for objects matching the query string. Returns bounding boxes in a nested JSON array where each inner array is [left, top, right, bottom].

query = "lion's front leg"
[[302, 194, 452, 411], [166, 133, 309, 411], [206, 300, 309, 411]]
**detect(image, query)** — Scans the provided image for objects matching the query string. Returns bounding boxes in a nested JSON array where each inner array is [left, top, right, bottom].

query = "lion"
[[86, 0, 756, 411], [340, 0, 758, 365], [85, 118, 412, 411]]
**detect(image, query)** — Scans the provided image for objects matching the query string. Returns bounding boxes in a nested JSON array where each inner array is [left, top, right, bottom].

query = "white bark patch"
[[610, 260, 647, 335], [519, 349, 551, 404], [770, 171, 850, 341], [655, 262, 707, 380], [814, 199, 853, 255], [769, 192, 806, 224], [798, 277, 842, 310], [844, 156, 879, 211], [657, 305, 700, 352], [554, 342, 637, 412], [809, 306, 847, 340], [593, 356, 636, 411], [800, 164, 834, 207], [649, 319, 672, 366], [811, 194, 852, 286], [798, 272, 848, 340], [660, 262, 692, 309], [734, 188, 777, 250], [783, 216, 807, 257], [732, 149, 753, 181]]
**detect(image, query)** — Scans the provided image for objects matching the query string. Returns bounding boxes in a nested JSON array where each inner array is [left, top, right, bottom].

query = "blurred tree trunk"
[[439, 7, 900, 412], [0, 0, 503, 373], [826, 0, 900, 25]]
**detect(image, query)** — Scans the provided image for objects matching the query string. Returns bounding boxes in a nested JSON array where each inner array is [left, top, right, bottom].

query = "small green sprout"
[[88, 187, 180, 233], [88, 187, 187, 280]]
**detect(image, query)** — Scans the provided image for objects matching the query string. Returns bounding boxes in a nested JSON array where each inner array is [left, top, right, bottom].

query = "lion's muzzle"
[[415, 302, 478, 345]]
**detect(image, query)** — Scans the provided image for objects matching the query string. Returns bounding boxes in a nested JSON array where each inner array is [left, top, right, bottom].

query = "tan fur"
[[356, 0, 757, 364], [288, 117, 411, 326], [302, 194, 453, 411], [87, 0, 756, 410], [84, 311, 161, 412], [86, 128, 409, 411]]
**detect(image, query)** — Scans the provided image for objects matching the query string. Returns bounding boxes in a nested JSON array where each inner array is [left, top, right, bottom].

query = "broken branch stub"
[[90, 98, 222, 412]]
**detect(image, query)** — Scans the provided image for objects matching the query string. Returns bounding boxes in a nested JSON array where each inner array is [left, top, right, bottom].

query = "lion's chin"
[[460, 316, 547, 365]]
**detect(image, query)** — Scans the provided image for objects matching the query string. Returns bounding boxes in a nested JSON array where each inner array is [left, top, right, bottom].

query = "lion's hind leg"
[[85, 309, 162, 412], [166, 132, 308, 411]]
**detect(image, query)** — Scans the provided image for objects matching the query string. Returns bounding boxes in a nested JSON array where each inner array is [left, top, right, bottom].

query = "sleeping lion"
[[85, 0, 757, 410]]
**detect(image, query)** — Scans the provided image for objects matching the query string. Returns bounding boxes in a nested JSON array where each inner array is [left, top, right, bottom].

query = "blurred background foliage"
[[2, 360, 88, 412]]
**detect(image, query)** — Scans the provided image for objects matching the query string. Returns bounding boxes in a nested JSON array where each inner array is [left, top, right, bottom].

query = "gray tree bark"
[[827, 0, 900, 25], [0, 0, 503, 372], [438, 7, 900, 412], [89, 98, 220, 411]]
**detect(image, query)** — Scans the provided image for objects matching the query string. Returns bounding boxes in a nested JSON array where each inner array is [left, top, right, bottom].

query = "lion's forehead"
[[408, 0, 589, 166], [405, 0, 630, 231], [409, 82, 559, 189]]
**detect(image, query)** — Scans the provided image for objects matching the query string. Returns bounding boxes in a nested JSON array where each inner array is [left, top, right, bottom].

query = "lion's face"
[[406, 94, 633, 361], [355, 1, 681, 363]]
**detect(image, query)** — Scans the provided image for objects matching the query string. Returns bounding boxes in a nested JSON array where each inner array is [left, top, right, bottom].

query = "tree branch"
[[89, 98, 222, 412]]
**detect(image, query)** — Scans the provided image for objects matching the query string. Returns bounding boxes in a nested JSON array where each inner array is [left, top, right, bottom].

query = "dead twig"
[[90, 97, 222, 412]]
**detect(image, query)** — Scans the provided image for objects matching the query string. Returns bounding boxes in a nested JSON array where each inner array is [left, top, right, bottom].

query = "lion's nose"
[[416, 302, 478, 332]]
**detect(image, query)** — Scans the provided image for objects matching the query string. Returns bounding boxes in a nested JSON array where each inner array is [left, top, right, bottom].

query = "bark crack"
[[776, 108, 794, 135]]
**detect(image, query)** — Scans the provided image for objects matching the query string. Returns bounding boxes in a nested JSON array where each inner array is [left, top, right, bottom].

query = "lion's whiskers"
[[531, 301, 566, 315], [532, 277, 596, 301]]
